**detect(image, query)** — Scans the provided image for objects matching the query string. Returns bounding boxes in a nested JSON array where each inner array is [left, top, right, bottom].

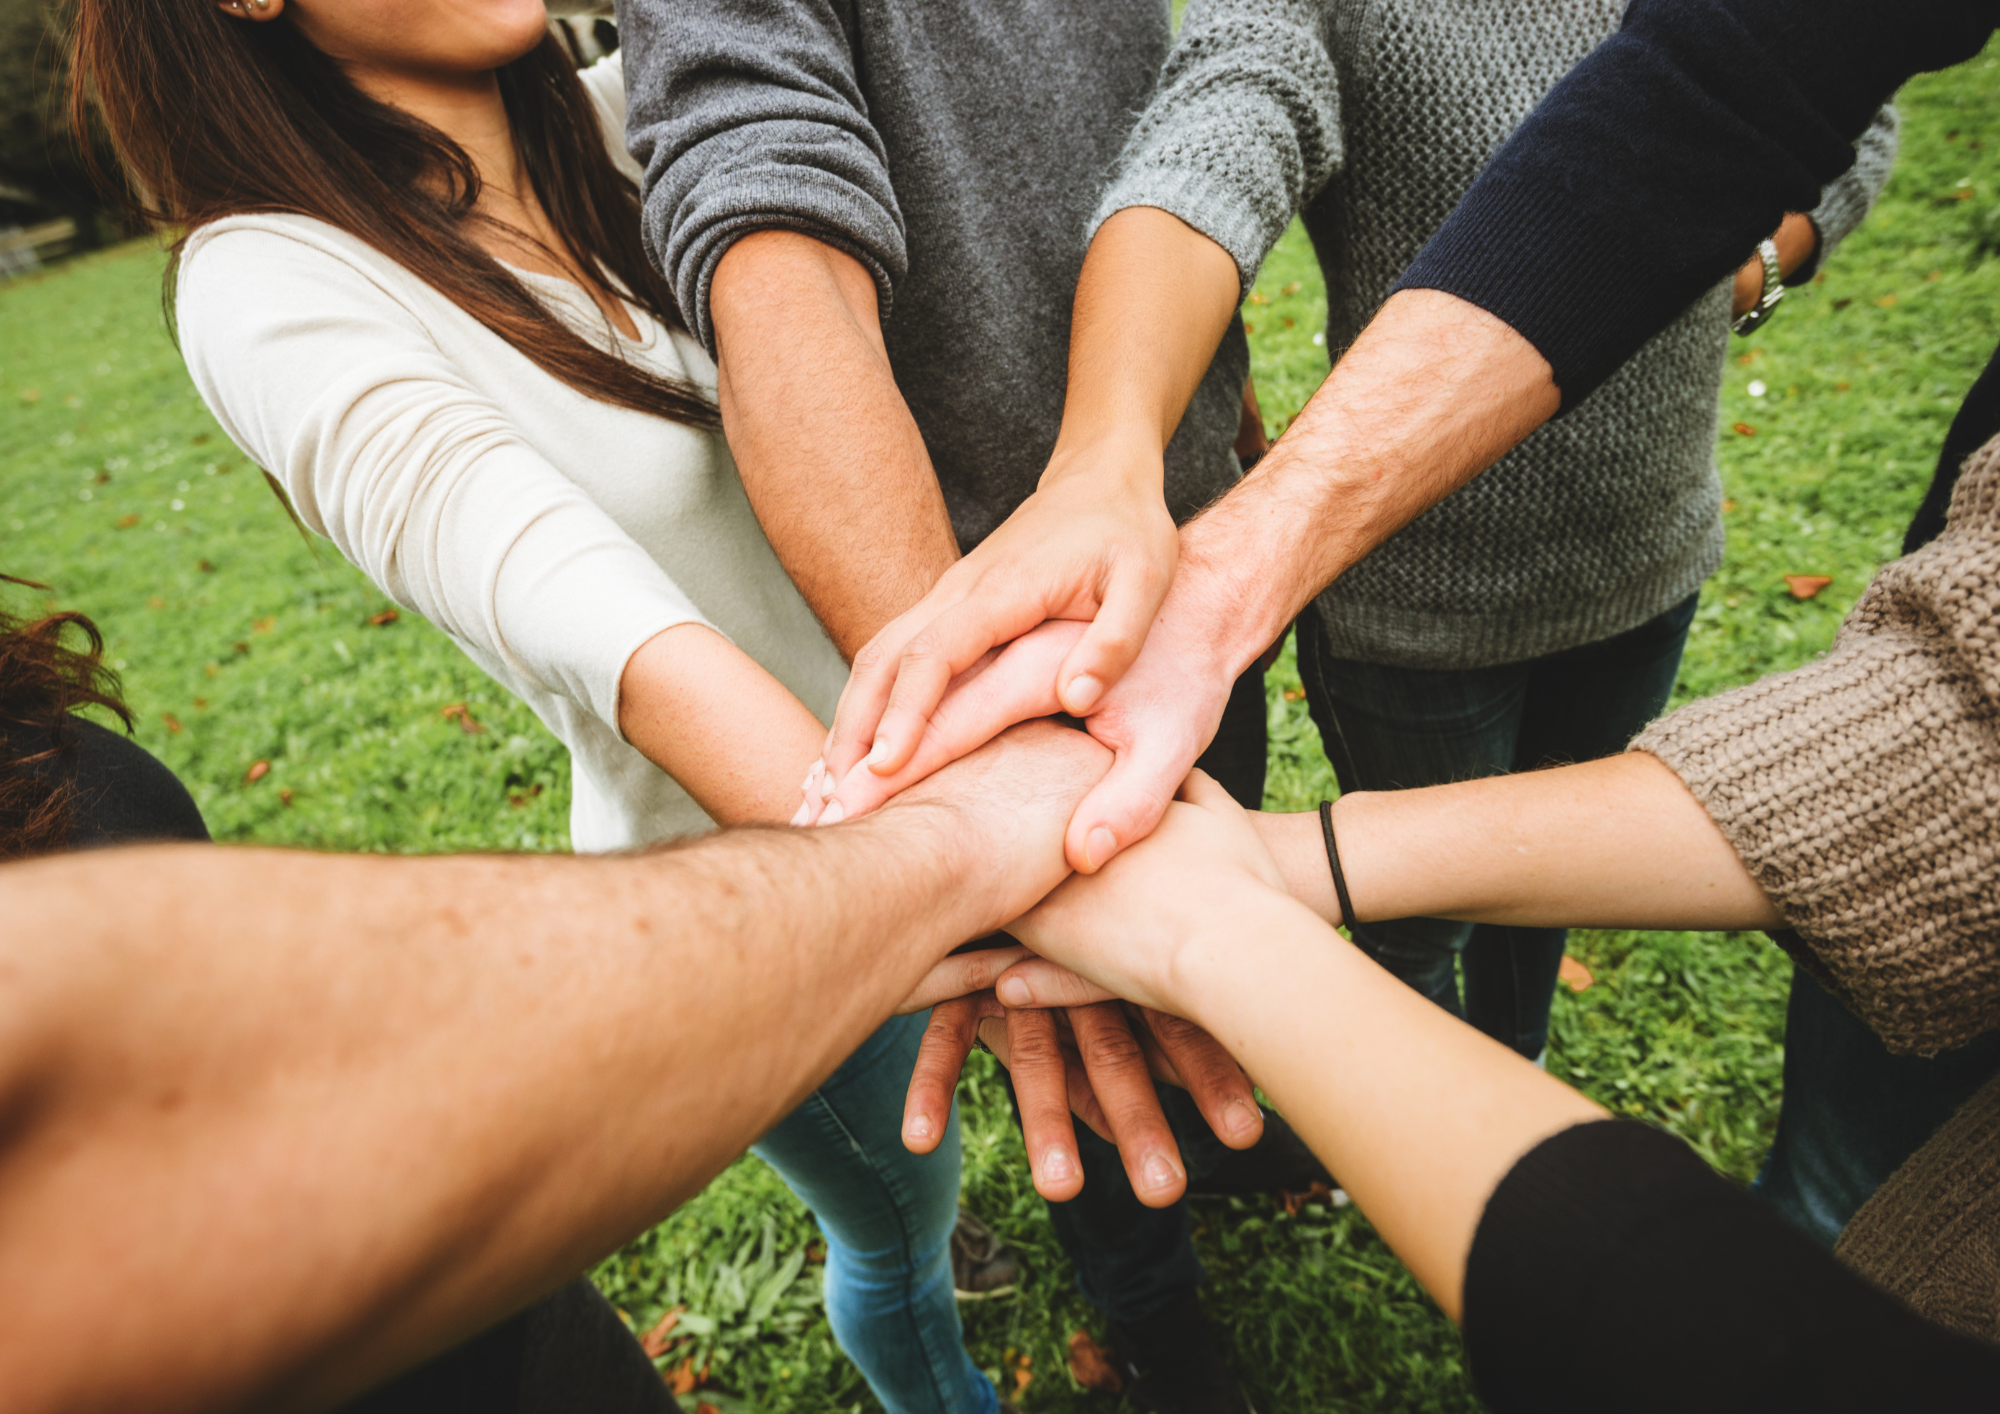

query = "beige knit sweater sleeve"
[[1633, 434, 2000, 1056]]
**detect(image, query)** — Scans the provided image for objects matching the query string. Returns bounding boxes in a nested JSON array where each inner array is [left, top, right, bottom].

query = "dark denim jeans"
[[1758, 967, 2000, 1246], [1041, 662, 1269, 1323], [1295, 594, 1700, 1059]]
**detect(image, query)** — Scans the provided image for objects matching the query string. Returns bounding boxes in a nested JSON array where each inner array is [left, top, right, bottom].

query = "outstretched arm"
[[0, 723, 1104, 1414]]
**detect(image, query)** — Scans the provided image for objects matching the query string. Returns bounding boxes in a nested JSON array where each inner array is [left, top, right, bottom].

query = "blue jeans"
[[1757, 967, 2000, 1246], [755, 1012, 996, 1414], [1295, 595, 1699, 1059]]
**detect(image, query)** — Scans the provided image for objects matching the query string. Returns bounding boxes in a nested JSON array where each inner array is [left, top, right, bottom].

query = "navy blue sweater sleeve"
[[1464, 1120, 2000, 1413], [1396, 0, 1998, 407]]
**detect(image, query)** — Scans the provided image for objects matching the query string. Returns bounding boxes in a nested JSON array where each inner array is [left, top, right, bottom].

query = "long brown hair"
[[66, 2, 716, 428], [0, 578, 135, 860]]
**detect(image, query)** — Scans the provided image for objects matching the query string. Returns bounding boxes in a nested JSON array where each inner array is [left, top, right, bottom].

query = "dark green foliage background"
[[2, 40, 1996, 1414]]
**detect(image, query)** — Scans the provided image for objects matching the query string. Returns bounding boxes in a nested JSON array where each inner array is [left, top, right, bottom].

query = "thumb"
[[1063, 731, 1196, 873], [1056, 568, 1168, 716]]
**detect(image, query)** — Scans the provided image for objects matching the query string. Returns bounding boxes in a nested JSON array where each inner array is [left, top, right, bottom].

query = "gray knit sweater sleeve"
[[1090, 0, 1342, 292], [1803, 103, 1900, 276], [615, 0, 905, 355], [1633, 434, 2000, 1056]]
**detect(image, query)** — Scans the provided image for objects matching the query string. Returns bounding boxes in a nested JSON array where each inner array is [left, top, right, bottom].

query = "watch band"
[[1732, 237, 1786, 335]]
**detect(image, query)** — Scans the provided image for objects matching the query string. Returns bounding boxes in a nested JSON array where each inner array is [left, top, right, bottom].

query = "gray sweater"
[[615, 0, 1251, 554], [1099, 0, 1898, 670]]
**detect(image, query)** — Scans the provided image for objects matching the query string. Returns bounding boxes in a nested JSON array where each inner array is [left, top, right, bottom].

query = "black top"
[[1464, 1120, 2000, 1412], [1396, 0, 2000, 409], [7, 716, 209, 849]]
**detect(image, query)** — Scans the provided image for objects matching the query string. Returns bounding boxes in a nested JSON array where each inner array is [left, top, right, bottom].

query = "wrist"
[[1249, 810, 1343, 924], [1040, 423, 1167, 495], [1165, 890, 1339, 1026], [1169, 518, 1298, 680]]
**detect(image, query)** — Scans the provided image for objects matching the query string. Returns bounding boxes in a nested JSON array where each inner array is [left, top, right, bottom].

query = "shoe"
[[1106, 1291, 1256, 1414], [951, 1207, 1020, 1299], [1186, 1107, 1333, 1198]]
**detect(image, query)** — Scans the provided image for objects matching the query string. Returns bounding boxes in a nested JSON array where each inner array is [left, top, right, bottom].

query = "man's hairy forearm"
[[0, 726, 1106, 1413], [1179, 289, 1560, 669], [711, 231, 960, 656]]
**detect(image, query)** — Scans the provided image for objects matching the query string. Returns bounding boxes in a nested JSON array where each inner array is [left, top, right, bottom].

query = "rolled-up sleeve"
[[617, 0, 907, 354], [1092, 0, 1343, 295]]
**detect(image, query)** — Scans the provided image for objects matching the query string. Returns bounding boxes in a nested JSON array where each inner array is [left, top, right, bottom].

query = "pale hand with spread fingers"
[[819, 442, 1180, 789]]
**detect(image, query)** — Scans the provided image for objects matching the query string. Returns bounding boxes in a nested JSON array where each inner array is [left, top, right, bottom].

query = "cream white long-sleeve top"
[[175, 56, 845, 852]]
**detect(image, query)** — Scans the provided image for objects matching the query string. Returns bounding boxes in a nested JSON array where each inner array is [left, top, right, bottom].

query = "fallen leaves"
[[665, 1357, 708, 1397], [1282, 687, 1304, 702], [244, 760, 270, 784], [507, 783, 544, 808], [1014, 1351, 1033, 1393], [1559, 956, 1595, 992], [1280, 280, 1303, 296], [367, 608, 399, 626], [161, 713, 183, 734], [440, 702, 487, 735], [253, 615, 275, 633], [1784, 574, 1834, 600], [1068, 1330, 1122, 1394], [1246, 290, 1269, 305], [1874, 293, 1898, 308], [639, 1305, 684, 1358], [116, 513, 140, 528], [278, 788, 295, 807], [148, 596, 166, 610], [198, 559, 215, 573], [1278, 1179, 1347, 1216], [1732, 422, 1756, 437]]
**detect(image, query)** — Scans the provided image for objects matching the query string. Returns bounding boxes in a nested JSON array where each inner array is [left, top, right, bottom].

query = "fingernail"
[[817, 801, 845, 827], [906, 1113, 934, 1144], [1064, 672, 1104, 713], [1141, 1152, 1180, 1194], [789, 800, 814, 827], [1084, 826, 1118, 871], [1227, 1099, 1262, 1142], [1041, 1147, 1074, 1184], [866, 737, 892, 769], [996, 977, 1031, 1007]]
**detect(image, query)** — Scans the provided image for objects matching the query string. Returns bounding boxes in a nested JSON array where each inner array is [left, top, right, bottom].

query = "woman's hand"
[[817, 441, 1179, 791], [798, 620, 1086, 826], [1007, 769, 1291, 1013]]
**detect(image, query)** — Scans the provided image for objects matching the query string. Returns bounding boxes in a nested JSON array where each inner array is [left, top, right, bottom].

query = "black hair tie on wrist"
[[1318, 799, 1358, 931]]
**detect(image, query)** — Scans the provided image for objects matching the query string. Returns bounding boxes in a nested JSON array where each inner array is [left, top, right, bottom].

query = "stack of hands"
[[792, 574, 1298, 1208]]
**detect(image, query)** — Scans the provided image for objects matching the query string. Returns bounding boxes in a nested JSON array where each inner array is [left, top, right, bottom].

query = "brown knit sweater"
[[1633, 432, 2000, 1057], [1837, 1070, 2000, 1342]]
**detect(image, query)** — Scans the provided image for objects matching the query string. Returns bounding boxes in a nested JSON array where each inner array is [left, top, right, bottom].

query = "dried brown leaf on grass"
[[1067, 1330, 1121, 1393], [1559, 956, 1595, 992], [639, 1305, 684, 1358], [1783, 574, 1834, 600]]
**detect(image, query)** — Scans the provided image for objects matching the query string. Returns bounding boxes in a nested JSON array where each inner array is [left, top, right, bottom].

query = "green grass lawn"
[[4, 40, 1998, 1414]]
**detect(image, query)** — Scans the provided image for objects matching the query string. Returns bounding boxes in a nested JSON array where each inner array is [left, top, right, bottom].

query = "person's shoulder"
[[179, 213, 428, 303], [175, 215, 440, 349]]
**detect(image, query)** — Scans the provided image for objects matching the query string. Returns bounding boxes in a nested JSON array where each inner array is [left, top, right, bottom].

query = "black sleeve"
[[1464, 1119, 2000, 1413], [1396, 0, 1998, 409], [11, 717, 208, 850]]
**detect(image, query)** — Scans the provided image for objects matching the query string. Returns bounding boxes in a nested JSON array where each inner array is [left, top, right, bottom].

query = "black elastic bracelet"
[[1318, 799, 1357, 931]]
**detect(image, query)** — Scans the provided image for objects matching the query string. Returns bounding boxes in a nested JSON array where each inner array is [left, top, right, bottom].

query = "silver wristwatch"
[[1732, 237, 1785, 335]]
